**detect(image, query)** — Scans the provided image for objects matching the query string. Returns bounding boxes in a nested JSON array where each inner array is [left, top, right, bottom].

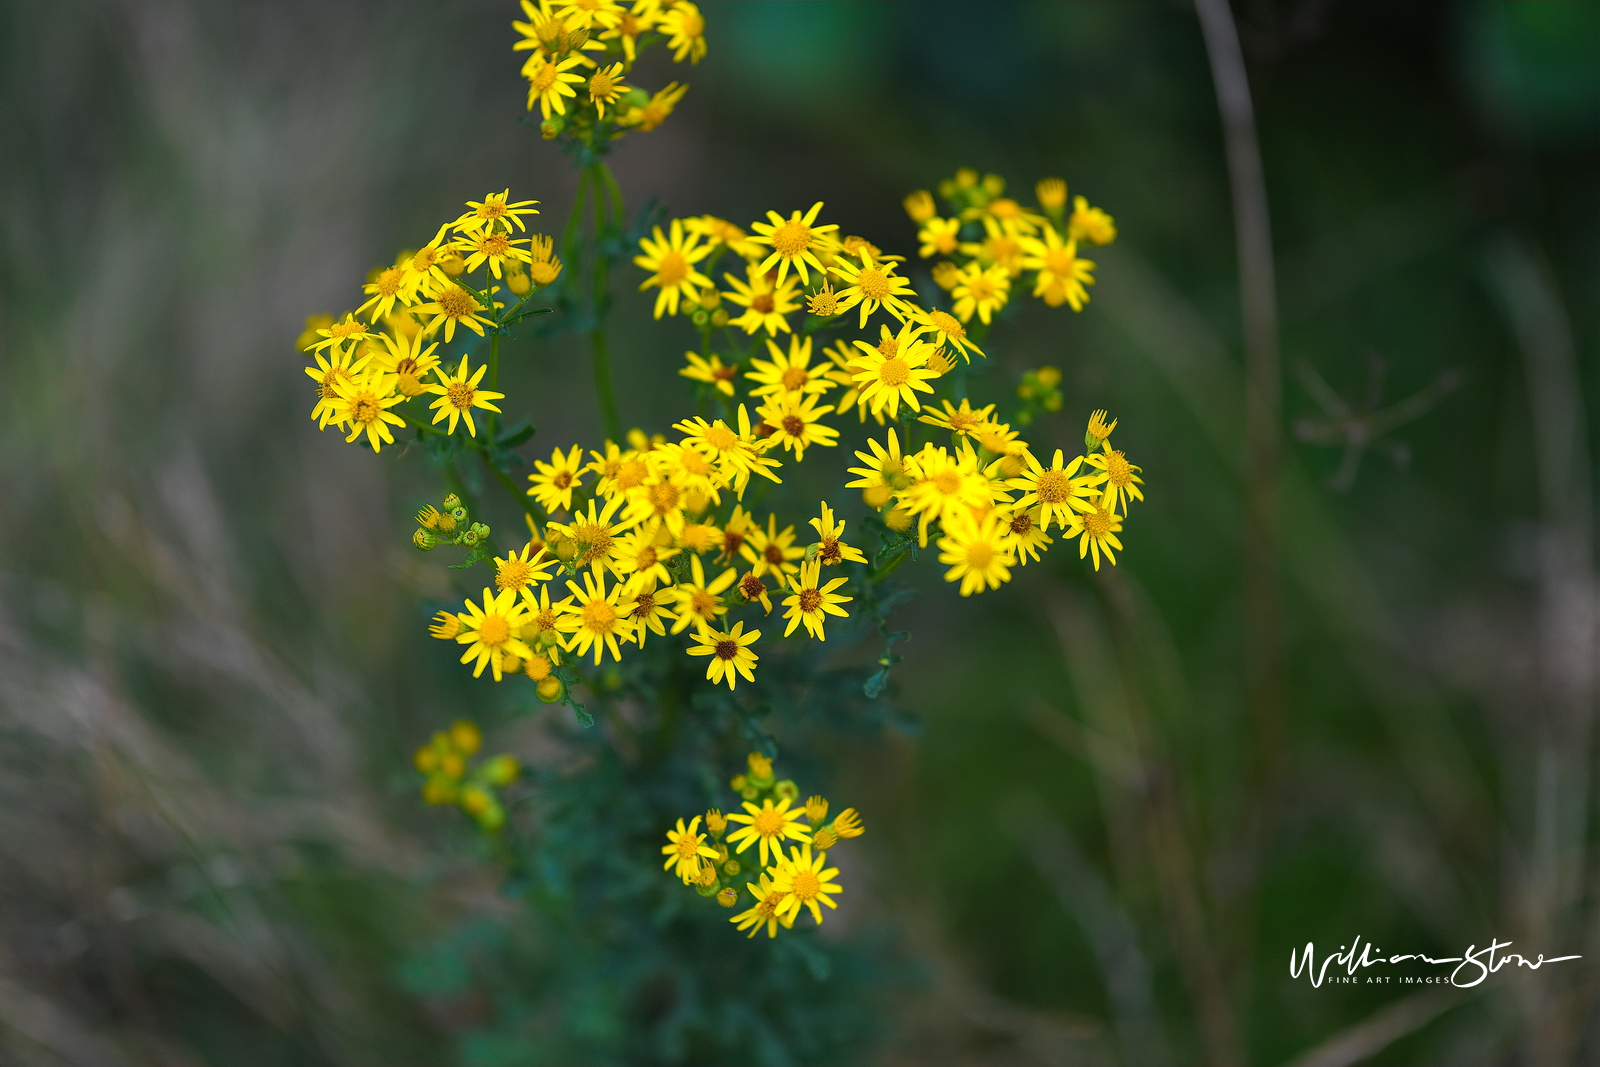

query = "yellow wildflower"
[[903, 189, 936, 222], [725, 795, 811, 867], [587, 61, 628, 118], [938, 514, 1015, 596], [556, 568, 635, 664], [781, 559, 852, 640], [1020, 226, 1095, 311], [849, 321, 939, 419], [527, 444, 587, 512], [681, 351, 739, 396], [770, 843, 843, 926], [918, 216, 961, 259], [662, 815, 720, 884], [1036, 177, 1067, 211], [687, 621, 761, 690], [749, 202, 838, 287], [810, 501, 867, 566], [670, 554, 737, 634], [731, 874, 793, 939], [1085, 447, 1145, 515], [918, 398, 996, 439], [494, 541, 556, 593], [998, 507, 1053, 564], [745, 335, 833, 400], [723, 264, 800, 336], [1010, 448, 1095, 531], [740, 512, 805, 590], [414, 283, 498, 342], [830, 247, 919, 329], [456, 587, 535, 681], [950, 262, 1010, 325], [423, 356, 505, 437], [1064, 493, 1124, 571], [523, 52, 588, 118], [455, 189, 541, 235], [331, 371, 406, 452], [634, 220, 712, 318], [659, 0, 707, 63], [1068, 195, 1117, 245], [755, 392, 838, 461]]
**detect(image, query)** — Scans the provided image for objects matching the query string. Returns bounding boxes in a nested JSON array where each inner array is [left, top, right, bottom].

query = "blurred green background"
[[2, 1, 1598, 1064]]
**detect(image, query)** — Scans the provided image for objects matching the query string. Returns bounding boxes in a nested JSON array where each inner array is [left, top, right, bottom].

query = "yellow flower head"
[[424, 355, 506, 437], [770, 842, 843, 926], [1068, 195, 1117, 245], [1064, 492, 1124, 571], [1086, 448, 1145, 515], [331, 370, 406, 452], [527, 444, 587, 513], [749, 202, 838, 287], [556, 567, 635, 664], [810, 501, 867, 566], [415, 283, 499, 343], [830, 807, 864, 839], [1086, 409, 1117, 445], [1009, 448, 1095, 532], [745, 334, 834, 400], [659, 0, 707, 63], [661, 815, 720, 884], [494, 541, 556, 593], [369, 328, 441, 399], [588, 61, 628, 118], [903, 189, 936, 223], [670, 553, 737, 634], [1036, 177, 1068, 212], [739, 512, 805, 590], [686, 620, 761, 690], [998, 507, 1053, 565], [545, 494, 631, 573], [523, 52, 589, 118], [849, 321, 939, 419], [681, 350, 739, 396], [938, 513, 1016, 596], [918, 398, 997, 439], [725, 794, 810, 867], [456, 587, 535, 681], [755, 391, 838, 461], [305, 344, 373, 430], [781, 559, 852, 641], [428, 610, 461, 640], [455, 189, 541, 235], [831, 247, 919, 329], [950, 262, 1011, 325], [1021, 226, 1095, 311], [723, 263, 800, 337], [634, 219, 712, 319], [731, 874, 793, 939]]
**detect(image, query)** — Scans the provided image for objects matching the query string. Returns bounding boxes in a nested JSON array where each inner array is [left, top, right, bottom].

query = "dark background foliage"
[[2, 1, 1598, 1064]]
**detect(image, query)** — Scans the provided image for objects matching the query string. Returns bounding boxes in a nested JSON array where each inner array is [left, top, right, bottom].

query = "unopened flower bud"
[[1036, 365, 1062, 388], [441, 493, 462, 510], [722, 860, 741, 876], [903, 189, 935, 223], [448, 504, 468, 522], [535, 675, 563, 702], [413, 529, 438, 551], [717, 887, 739, 907], [705, 808, 727, 838], [1036, 177, 1067, 211], [830, 808, 865, 839], [695, 863, 718, 888], [774, 779, 798, 802], [746, 751, 773, 782], [863, 484, 893, 509], [812, 828, 837, 851], [690, 308, 709, 327], [805, 795, 829, 824], [710, 308, 729, 329], [470, 521, 490, 541], [523, 653, 553, 681], [450, 720, 482, 756], [462, 528, 479, 547], [422, 777, 458, 806], [506, 271, 531, 296], [413, 745, 439, 774], [541, 118, 562, 140], [482, 753, 519, 786], [729, 774, 747, 792]]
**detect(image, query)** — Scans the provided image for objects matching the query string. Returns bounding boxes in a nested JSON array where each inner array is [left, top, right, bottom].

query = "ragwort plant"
[[296, 1, 1143, 1056]]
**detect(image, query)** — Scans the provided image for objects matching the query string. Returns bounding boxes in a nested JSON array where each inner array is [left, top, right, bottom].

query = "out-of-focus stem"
[[487, 331, 500, 440], [1195, 0, 1283, 807], [588, 161, 621, 442]]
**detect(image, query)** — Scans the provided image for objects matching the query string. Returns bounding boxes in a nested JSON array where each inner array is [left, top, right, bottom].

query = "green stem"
[[487, 332, 500, 440], [590, 327, 621, 442], [479, 450, 544, 524]]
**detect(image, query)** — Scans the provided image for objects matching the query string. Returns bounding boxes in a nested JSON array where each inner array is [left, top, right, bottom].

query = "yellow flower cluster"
[[413, 719, 521, 830], [906, 167, 1116, 318], [299, 190, 562, 452], [662, 753, 864, 938], [515, 0, 702, 142], [422, 415, 868, 690]]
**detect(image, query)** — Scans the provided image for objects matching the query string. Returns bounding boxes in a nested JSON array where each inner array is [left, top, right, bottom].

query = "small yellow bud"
[[1086, 409, 1117, 444], [413, 528, 438, 551], [1036, 365, 1062, 388], [530, 257, 562, 286], [540, 118, 562, 140], [535, 675, 563, 702], [831, 808, 865, 839], [863, 484, 894, 509], [729, 774, 747, 792], [705, 808, 727, 838], [440, 253, 466, 276], [903, 189, 935, 222], [805, 795, 829, 824], [698, 287, 722, 310], [440, 752, 465, 780], [713, 842, 730, 863], [931, 261, 961, 291], [460, 785, 491, 817], [450, 720, 482, 756], [927, 347, 956, 376], [722, 860, 741, 876], [981, 173, 1004, 197], [774, 779, 798, 802], [747, 751, 773, 781], [740, 784, 760, 801], [422, 777, 458, 806], [710, 308, 729, 329], [413, 745, 439, 774], [1036, 177, 1067, 211], [884, 507, 913, 533], [505, 270, 531, 296], [482, 754, 520, 786], [695, 863, 718, 888], [717, 887, 739, 907], [955, 167, 979, 190], [523, 653, 553, 682], [812, 828, 837, 851]]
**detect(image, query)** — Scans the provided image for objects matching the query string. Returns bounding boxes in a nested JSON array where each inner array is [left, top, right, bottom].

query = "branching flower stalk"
[[294, 0, 1149, 941]]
